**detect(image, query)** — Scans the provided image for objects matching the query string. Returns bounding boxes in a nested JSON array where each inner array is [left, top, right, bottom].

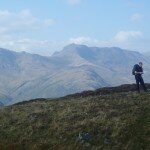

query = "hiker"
[[132, 62, 147, 93]]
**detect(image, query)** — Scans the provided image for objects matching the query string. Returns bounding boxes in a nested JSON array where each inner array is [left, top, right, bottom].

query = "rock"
[[104, 137, 111, 144], [85, 142, 91, 147], [77, 132, 91, 143]]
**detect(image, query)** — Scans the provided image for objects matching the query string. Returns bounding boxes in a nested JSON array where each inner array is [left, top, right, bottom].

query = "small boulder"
[[77, 132, 92, 143]]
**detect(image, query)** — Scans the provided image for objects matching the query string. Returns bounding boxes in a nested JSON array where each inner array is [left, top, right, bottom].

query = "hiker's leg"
[[139, 76, 147, 92], [135, 76, 140, 92]]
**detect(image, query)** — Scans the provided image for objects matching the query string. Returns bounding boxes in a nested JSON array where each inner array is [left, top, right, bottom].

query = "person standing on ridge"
[[132, 62, 147, 93]]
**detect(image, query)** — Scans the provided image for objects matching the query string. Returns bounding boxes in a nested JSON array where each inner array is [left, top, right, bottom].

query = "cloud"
[[111, 31, 144, 50], [68, 31, 144, 50], [0, 9, 54, 34], [0, 35, 62, 56], [131, 13, 142, 22], [0, 29, 147, 56], [69, 31, 143, 45], [69, 37, 98, 45], [113, 31, 142, 43], [0, 9, 56, 56]]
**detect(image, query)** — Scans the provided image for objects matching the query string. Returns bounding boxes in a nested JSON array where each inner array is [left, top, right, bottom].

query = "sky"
[[0, 0, 150, 56]]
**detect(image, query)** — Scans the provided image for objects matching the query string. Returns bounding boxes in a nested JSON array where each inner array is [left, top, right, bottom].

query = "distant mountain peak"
[[62, 43, 88, 51]]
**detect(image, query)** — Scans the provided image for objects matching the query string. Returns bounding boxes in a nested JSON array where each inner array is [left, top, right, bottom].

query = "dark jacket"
[[133, 64, 143, 76]]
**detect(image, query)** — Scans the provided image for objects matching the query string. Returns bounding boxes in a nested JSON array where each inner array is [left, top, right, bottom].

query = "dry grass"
[[0, 90, 150, 150]]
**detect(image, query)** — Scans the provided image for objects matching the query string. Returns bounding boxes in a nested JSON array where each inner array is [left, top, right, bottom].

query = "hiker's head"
[[139, 62, 143, 67]]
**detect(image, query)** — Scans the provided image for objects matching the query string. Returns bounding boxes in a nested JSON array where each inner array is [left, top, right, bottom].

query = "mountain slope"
[[0, 101, 4, 107], [0, 84, 150, 149], [10, 67, 111, 104], [0, 45, 150, 105]]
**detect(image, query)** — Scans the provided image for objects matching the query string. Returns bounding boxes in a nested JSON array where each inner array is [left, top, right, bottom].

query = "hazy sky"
[[0, 0, 150, 55]]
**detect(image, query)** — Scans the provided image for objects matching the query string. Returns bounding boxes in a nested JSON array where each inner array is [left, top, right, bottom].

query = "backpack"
[[132, 64, 138, 75]]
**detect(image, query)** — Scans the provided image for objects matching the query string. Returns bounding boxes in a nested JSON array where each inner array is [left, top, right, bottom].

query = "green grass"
[[0, 91, 150, 150]]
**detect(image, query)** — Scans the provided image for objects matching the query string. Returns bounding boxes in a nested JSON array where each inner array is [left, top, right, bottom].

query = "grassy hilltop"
[[0, 84, 150, 150]]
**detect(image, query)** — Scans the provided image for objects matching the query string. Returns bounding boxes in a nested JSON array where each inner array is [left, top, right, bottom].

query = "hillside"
[[0, 84, 150, 150], [1, 44, 150, 105], [0, 101, 4, 107]]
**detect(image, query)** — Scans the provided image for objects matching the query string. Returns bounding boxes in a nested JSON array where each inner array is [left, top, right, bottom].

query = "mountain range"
[[0, 44, 150, 105]]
